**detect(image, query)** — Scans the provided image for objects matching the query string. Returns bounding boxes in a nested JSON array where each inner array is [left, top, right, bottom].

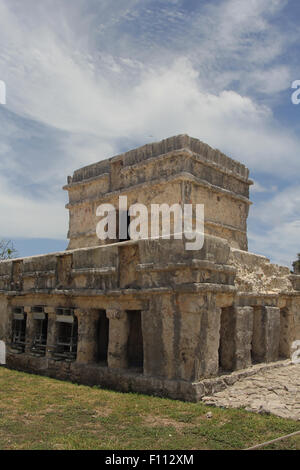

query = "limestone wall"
[[0, 134, 298, 401], [69, 134, 249, 185], [229, 248, 293, 294], [64, 135, 252, 251], [0, 233, 299, 400]]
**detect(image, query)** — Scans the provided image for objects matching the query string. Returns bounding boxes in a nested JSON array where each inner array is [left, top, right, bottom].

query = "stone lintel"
[[106, 309, 127, 321], [235, 294, 280, 308], [44, 307, 56, 315], [137, 260, 236, 274], [74, 308, 99, 318], [66, 171, 252, 210]]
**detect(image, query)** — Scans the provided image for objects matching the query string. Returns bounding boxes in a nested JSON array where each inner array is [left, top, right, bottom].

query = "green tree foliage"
[[292, 253, 300, 274], [0, 239, 18, 260]]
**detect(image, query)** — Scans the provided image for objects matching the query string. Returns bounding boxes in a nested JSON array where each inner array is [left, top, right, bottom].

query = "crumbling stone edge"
[[198, 359, 292, 401]]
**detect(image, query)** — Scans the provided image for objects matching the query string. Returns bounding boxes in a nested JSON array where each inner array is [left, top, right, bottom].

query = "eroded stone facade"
[[0, 135, 299, 401]]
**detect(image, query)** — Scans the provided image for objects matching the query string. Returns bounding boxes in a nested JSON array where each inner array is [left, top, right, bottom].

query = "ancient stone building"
[[0, 135, 299, 401]]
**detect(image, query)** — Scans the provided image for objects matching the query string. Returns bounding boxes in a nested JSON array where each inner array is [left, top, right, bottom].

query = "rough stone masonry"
[[0, 134, 299, 401]]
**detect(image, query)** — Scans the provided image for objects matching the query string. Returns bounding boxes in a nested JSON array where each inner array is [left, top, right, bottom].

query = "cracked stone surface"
[[202, 364, 300, 421]]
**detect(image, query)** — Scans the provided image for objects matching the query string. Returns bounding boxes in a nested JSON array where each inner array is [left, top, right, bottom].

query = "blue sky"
[[0, 0, 300, 266]]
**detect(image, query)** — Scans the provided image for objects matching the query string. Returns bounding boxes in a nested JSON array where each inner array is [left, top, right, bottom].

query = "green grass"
[[0, 367, 299, 450]]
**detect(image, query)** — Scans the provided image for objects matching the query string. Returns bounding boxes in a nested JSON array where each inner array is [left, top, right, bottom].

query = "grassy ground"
[[0, 367, 299, 450]]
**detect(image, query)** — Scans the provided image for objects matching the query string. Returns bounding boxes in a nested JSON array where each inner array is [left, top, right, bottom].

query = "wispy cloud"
[[0, 0, 299, 264], [249, 184, 300, 266]]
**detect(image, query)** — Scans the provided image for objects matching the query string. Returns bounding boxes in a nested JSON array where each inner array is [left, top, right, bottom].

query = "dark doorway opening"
[[11, 308, 27, 353], [54, 312, 78, 361], [97, 310, 109, 364], [127, 310, 143, 369], [218, 307, 235, 373], [118, 210, 131, 241]]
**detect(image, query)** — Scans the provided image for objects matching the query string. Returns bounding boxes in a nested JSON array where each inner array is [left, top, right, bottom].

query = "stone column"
[[197, 301, 222, 379], [178, 293, 222, 381], [280, 298, 300, 359], [24, 306, 35, 353], [252, 306, 280, 363], [106, 309, 129, 369], [279, 305, 294, 358], [234, 307, 254, 370], [5, 304, 13, 346], [0, 296, 9, 343], [45, 307, 57, 358], [141, 300, 164, 378], [219, 306, 254, 371], [75, 309, 99, 364]]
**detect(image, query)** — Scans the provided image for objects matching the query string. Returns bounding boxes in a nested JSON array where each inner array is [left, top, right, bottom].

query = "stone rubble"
[[202, 363, 300, 421]]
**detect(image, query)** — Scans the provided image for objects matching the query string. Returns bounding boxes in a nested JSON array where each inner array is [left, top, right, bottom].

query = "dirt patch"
[[143, 415, 191, 431], [91, 407, 112, 418]]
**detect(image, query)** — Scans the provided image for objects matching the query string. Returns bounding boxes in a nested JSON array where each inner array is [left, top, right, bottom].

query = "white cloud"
[[0, 0, 299, 266], [252, 186, 300, 226], [248, 185, 300, 266], [249, 220, 300, 268], [0, 175, 67, 239], [242, 66, 291, 95], [251, 182, 278, 193]]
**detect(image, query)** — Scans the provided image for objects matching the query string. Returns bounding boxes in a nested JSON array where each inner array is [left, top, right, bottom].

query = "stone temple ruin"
[[0, 135, 299, 401]]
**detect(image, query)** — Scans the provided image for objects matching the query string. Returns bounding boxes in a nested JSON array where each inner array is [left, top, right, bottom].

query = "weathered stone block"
[[252, 306, 280, 363]]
